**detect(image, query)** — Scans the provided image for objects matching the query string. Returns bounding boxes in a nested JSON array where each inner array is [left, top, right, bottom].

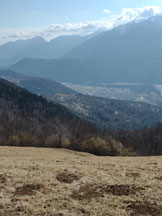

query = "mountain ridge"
[[64, 15, 162, 84], [0, 69, 76, 98], [0, 30, 104, 67], [10, 58, 106, 84]]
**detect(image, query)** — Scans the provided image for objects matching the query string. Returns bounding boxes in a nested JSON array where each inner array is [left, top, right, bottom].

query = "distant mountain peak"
[[0, 34, 93, 66], [28, 36, 46, 42]]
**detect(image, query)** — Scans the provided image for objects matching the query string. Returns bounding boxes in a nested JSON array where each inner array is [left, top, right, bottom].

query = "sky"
[[1, 0, 162, 44]]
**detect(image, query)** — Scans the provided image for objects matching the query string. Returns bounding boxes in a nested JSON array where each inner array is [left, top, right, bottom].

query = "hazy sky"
[[1, 0, 162, 27], [1, 0, 162, 44]]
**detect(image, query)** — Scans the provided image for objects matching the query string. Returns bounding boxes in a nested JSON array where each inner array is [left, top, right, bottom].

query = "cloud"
[[2, 32, 26, 39], [118, 6, 162, 22], [1, 5, 162, 44], [39, 5, 162, 39], [103, 9, 112, 14], [0, 28, 41, 45], [42, 21, 107, 36]]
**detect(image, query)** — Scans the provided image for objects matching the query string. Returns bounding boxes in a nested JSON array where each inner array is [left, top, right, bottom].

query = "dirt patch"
[[71, 184, 145, 200], [56, 171, 81, 184], [0, 174, 7, 184], [14, 183, 44, 196], [126, 201, 162, 216], [155, 176, 162, 181], [148, 163, 158, 165], [125, 172, 141, 178], [102, 184, 144, 196]]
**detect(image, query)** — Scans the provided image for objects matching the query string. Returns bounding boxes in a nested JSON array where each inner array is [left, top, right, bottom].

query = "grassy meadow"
[[0, 147, 162, 216]]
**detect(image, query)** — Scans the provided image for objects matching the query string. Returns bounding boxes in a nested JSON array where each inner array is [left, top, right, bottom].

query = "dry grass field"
[[0, 147, 162, 216]]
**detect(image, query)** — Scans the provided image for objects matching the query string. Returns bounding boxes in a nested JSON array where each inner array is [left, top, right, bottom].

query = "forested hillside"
[[52, 93, 162, 130], [0, 78, 126, 156], [1, 70, 162, 131], [1, 77, 162, 155], [0, 70, 75, 98], [113, 123, 162, 155], [0, 78, 94, 148]]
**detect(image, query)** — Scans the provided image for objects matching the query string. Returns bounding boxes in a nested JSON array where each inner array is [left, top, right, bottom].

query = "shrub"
[[108, 138, 137, 156], [18, 132, 39, 147], [45, 135, 61, 148], [81, 137, 111, 156], [119, 147, 138, 156], [107, 138, 123, 156], [61, 137, 70, 149]]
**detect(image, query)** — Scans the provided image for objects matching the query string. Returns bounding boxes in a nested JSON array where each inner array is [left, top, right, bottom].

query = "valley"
[[64, 83, 162, 107]]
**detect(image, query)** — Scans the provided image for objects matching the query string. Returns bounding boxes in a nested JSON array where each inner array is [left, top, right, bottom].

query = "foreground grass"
[[0, 147, 162, 216]]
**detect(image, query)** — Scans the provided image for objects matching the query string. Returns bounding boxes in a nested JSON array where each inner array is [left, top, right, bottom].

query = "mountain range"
[[0, 35, 86, 66], [10, 58, 105, 84], [0, 31, 103, 67], [4, 15, 162, 85], [64, 15, 162, 84], [2, 16, 162, 129]]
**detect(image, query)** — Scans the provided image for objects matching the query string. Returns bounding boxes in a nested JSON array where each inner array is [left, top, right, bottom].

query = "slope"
[[0, 77, 100, 149], [0, 34, 92, 66], [65, 15, 162, 84], [2, 70, 162, 131], [10, 58, 106, 84], [0, 69, 75, 98], [52, 93, 162, 130]]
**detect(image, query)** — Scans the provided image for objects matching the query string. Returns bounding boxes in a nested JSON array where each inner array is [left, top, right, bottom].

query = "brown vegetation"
[[126, 201, 162, 216], [14, 184, 44, 196], [71, 183, 145, 200], [56, 171, 81, 184], [0, 147, 162, 216]]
